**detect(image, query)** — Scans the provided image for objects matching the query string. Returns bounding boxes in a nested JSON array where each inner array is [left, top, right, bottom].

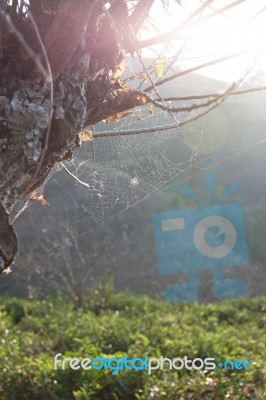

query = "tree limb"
[[154, 85, 266, 102], [137, 0, 245, 49], [144, 49, 252, 92], [128, 0, 154, 34]]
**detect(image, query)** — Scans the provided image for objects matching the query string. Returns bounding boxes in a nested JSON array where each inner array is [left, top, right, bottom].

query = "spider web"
[[55, 0, 266, 232], [68, 114, 199, 222], [4, 57, 266, 292], [57, 56, 215, 230], [40, 50, 261, 238]]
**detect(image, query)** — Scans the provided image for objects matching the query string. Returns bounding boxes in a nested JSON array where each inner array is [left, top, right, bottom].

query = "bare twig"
[[134, 46, 179, 124], [61, 163, 91, 189], [134, 84, 238, 113], [1, 11, 48, 79], [138, 0, 246, 49], [154, 85, 266, 102], [128, 0, 154, 34], [144, 49, 253, 92], [246, 6, 266, 22], [154, 3, 207, 89], [93, 54, 258, 139], [27, 10, 54, 187]]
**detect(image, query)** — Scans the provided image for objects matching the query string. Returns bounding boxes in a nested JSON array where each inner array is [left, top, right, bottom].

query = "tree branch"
[[137, 0, 246, 49], [93, 60, 256, 139], [154, 85, 266, 102], [144, 49, 252, 92], [128, 0, 154, 34], [134, 83, 237, 113], [92, 84, 235, 139]]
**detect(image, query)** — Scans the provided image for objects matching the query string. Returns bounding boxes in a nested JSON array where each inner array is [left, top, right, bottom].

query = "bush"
[[0, 286, 265, 400]]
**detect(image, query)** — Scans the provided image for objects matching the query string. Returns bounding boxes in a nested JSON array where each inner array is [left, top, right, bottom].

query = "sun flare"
[[143, 0, 266, 82]]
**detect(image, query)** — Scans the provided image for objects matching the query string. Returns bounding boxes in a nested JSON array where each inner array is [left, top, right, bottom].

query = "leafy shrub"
[[0, 285, 265, 400]]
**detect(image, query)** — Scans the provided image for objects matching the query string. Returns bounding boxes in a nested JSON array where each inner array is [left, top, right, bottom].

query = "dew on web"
[[6, 43, 266, 289]]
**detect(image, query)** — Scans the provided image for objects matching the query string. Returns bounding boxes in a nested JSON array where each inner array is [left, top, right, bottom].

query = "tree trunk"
[[0, 0, 145, 272]]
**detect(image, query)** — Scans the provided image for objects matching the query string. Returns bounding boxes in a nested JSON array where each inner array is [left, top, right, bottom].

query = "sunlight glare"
[[143, 0, 266, 82]]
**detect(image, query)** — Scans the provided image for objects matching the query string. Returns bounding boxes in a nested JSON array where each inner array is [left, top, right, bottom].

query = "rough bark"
[[0, 0, 146, 272]]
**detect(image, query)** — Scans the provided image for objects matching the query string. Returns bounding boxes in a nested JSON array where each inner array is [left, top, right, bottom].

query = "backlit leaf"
[[103, 111, 133, 123], [81, 131, 93, 141], [30, 195, 49, 206], [113, 59, 126, 78], [155, 57, 168, 78]]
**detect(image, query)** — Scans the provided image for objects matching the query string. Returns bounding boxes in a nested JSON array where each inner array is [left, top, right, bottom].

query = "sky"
[[141, 0, 266, 83]]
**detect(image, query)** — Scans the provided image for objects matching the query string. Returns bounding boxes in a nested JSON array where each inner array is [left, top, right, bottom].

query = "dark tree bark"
[[0, 0, 151, 272]]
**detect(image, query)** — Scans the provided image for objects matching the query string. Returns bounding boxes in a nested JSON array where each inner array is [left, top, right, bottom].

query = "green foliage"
[[0, 285, 265, 400]]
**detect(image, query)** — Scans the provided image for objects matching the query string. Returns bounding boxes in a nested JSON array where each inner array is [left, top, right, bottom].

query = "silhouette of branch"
[[137, 0, 246, 49], [155, 85, 266, 102], [128, 0, 154, 34], [93, 59, 257, 139], [93, 83, 236, 138], [144, 50, 252, 92]]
